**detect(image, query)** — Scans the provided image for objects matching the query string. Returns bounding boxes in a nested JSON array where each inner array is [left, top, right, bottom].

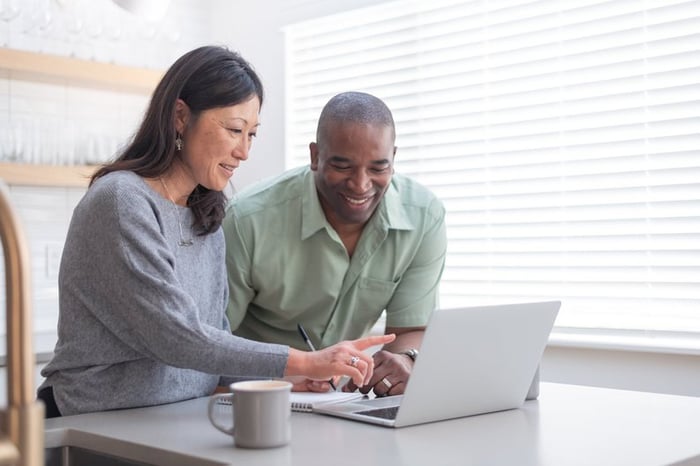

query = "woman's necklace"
[[159, 177, 194, 247]]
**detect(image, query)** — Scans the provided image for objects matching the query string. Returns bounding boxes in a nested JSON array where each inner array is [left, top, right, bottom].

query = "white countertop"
[[44, 382, 700, 466]]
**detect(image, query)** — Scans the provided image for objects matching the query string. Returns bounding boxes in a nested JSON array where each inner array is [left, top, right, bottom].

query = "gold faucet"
[[0, 182, 44, 466]]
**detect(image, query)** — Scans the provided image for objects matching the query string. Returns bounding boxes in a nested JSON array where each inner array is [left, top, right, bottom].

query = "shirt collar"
[[301, 168, 415, 240]]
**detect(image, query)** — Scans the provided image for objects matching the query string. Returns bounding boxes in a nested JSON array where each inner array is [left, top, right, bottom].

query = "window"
[[284, 0, 700, 347]]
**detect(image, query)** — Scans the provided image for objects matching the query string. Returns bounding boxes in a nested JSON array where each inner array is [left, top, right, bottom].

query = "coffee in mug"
[[207, 379, 292, 448]]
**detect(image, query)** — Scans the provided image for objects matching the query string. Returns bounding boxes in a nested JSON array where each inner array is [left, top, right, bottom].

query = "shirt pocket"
[[357, 276, 399, 313]]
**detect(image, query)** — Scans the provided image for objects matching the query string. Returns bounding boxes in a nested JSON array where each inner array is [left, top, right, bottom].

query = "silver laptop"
[[313, 301, 560, 428]]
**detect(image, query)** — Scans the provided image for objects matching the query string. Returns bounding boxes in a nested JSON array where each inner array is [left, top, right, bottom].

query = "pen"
[[297, 323, 337, 391]]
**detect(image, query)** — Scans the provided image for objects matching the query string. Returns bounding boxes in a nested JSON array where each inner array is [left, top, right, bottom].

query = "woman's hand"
[[285, 334, 396, 388]]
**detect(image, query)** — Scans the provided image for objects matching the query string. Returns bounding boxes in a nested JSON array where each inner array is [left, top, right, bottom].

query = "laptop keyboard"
[[357, 405, 400, 420]]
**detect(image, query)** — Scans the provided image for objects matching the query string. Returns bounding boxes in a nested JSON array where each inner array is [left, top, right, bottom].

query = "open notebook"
[[215, 390, 363, 413]]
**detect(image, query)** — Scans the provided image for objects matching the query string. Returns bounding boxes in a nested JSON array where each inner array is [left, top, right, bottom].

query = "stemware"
[[20, 0, 52, 53], [0, 0, 21, 46]]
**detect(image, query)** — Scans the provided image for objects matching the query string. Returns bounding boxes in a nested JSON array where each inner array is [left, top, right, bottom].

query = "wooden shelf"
[[0, 50, 160, 186], [0, 163, 96, 187], [0, 48, 163, 93]]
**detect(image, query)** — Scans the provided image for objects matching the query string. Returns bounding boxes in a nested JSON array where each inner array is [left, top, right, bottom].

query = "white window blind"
[[284, 0, 700, 340]]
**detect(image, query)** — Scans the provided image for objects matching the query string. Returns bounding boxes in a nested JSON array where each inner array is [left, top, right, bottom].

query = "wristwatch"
[[400, 348, 419, 362]]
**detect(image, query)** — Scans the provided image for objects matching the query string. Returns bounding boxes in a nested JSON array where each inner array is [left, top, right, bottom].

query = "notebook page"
[[290, 391, 365, 412], [215, 391, 365, 412]]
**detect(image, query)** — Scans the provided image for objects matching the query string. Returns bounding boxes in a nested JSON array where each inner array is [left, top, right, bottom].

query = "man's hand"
[[284, 376, 338, 392], [342, 349, 413, 396]]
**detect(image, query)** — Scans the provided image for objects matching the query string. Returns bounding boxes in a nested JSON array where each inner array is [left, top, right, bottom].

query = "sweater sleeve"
[[60, 177, 288, 378]]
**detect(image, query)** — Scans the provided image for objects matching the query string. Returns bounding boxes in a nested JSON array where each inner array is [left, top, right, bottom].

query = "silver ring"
[[381, 377, 393, 389], [349, 356, 360, 367]]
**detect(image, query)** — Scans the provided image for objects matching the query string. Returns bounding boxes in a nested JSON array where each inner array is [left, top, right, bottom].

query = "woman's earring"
[[175, 134, 183, 151]]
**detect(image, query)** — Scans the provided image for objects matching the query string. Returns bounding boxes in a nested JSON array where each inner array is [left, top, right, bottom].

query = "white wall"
[[543, 346, 700, 398]]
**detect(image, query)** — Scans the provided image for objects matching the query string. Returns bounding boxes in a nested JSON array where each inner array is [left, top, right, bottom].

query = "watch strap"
[[400, 348, 419, 362]]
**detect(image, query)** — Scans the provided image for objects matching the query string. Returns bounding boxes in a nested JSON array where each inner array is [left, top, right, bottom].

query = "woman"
[[37, 45, 393, 417]]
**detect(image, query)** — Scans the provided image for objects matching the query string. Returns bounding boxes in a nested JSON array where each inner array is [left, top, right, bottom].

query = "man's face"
[[310, 120, 396, 229]]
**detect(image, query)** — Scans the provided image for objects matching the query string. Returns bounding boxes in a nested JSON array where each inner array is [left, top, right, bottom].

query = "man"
[[223, 91, 446, 395]]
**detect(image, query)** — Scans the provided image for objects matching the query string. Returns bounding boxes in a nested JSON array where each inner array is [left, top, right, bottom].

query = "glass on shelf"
[[0, 0, 21, 46], [19, 0, 53, 54]]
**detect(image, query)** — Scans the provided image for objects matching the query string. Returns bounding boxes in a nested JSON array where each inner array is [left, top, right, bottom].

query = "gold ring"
[[381, 377, 392, 389], [349, 356, 360, 366]]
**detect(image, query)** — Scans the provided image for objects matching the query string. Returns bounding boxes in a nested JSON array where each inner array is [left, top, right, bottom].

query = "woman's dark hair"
[[91, 45, 264, 235]]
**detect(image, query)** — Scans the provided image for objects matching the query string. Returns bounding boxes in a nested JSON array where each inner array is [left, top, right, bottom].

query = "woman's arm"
[[285, 334, 395, 387]]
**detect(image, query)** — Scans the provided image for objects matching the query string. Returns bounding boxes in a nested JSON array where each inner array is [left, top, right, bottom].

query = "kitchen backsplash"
[[0, 184, 85, 356]]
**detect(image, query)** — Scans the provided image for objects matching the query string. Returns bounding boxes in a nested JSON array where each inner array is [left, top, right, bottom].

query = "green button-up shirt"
[[224, 166, 447, 350]]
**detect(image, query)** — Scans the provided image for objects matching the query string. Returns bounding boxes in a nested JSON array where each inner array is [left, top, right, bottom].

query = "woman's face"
[[179, 96, 261, 192]]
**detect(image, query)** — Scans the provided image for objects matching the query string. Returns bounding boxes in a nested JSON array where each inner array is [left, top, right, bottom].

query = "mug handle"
[[207, 393, 235, 435]]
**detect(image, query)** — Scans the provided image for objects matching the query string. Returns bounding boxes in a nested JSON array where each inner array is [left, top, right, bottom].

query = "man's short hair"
[[316, 91, 396, 143]]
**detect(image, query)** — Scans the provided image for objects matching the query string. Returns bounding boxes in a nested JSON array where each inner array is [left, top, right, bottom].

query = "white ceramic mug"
[[207, 379, 292, 449]]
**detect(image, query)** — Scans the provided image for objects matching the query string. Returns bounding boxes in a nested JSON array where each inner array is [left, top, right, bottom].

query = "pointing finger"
[[351, 333, 395, 351]]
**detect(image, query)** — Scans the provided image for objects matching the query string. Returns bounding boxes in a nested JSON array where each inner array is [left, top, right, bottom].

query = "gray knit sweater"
[[40, 171, 288, 415]]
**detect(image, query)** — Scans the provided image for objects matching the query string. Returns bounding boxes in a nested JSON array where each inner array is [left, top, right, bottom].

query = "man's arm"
[[381, 325, 425, 354]]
